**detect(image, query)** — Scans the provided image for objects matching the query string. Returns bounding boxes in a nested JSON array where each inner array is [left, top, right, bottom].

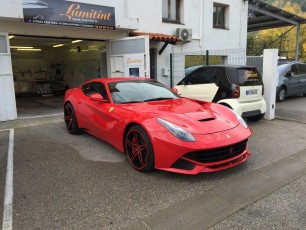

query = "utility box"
[[162, 68, 170, 76]]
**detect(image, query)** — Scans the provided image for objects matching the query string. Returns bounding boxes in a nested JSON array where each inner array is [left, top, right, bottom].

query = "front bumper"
[[149, 123, 252, 175]]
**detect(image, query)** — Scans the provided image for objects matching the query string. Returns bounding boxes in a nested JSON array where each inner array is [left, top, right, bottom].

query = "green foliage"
[[248, 0, 306, 61]]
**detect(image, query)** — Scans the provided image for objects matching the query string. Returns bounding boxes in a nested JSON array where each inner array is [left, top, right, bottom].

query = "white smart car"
[[175, 65, 267, 121]]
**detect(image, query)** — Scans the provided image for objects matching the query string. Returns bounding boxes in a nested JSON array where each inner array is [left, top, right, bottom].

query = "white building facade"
[[0, 0, 249, 121]]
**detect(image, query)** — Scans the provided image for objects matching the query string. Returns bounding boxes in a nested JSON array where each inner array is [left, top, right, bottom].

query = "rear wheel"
[[247, 113, 265, 122], [303, 93, 306, 97], [276, 87, 286, 102], [64, 103, 83, 135], [125, 125, 154, 172]]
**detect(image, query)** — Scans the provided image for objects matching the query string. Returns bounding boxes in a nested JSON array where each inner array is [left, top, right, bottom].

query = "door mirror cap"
[[89, 93, 108, 102], [171, 87, 178, 93]]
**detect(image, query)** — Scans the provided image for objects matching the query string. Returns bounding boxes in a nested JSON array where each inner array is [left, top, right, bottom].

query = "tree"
[[248, 1, 306, 61]]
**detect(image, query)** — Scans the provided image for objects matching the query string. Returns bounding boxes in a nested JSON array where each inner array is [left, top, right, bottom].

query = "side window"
[[185, 68, 216, 85], [298, 64, 306, 74], [82, 82, 109, 100], [82, 83, 96, 96], [291, 64, 298, 75], [213, 68, 225, 86], [92, 82, 109, 100]]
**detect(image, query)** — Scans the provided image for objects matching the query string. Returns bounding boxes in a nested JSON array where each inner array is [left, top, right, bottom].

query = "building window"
[[162, 0, 182, 23], [213, 3, 228, 29]]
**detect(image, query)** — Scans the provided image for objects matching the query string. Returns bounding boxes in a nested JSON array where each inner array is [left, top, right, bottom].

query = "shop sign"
[[22, 0, 115, 30]]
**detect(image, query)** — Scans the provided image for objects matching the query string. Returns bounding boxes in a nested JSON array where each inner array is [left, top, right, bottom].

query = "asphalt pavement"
[[0, 96, 305, 230]]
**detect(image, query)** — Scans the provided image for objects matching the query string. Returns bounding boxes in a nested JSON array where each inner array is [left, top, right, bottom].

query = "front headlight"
[[157, 118, 196, 142], [231, 110, 248, 129]]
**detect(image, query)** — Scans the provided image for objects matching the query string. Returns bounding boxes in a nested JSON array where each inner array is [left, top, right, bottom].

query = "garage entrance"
[[9, 35, 107, 118]]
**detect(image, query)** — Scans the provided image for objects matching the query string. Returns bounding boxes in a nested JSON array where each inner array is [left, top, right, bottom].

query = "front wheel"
[[247, 113, 265, 122], [125, 125, 154, 172], [276, 87, 286, 102], [64, 103, 83, 135]]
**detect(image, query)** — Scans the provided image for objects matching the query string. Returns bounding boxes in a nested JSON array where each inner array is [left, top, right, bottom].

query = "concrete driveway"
[[275, 95, 306, 123], [0, 96, 305, 230]]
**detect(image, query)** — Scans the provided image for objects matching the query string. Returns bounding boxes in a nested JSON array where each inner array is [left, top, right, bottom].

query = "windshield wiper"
[[144, 97, 174, 102], [120, 100, 143, 104]]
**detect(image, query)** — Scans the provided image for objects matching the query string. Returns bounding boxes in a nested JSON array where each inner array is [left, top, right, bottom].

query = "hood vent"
[[198, 118, 215, 122]]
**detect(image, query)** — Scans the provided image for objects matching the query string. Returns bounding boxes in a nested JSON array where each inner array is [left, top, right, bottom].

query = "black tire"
[[303, 93, 306, 97], [64, 103, 83, 135], [125, 125, 154, 172], [247, 113, 265, 122], [276, 87, 286, 102]]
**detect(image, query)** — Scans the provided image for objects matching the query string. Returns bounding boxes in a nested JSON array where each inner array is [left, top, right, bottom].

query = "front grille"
[[184, 140, 248, 163]]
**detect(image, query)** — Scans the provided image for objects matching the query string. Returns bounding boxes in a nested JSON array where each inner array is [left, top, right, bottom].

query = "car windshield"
[[227, 68, 263, 86], [108, 80, 179, 104]]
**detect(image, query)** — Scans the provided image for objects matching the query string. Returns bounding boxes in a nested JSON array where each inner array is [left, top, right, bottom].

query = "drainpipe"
[[295, 24, 300, 62], [199, 0, 203, 47], [124, 0, 128, 17]]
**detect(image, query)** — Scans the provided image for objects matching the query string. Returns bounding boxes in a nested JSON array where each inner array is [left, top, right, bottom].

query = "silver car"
[[276, 62, 306, 102]]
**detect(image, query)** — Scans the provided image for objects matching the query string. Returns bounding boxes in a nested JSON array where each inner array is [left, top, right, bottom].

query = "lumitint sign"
[[22, 0, 115, 30]]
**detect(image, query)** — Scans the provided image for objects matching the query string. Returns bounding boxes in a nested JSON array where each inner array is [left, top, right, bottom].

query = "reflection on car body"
[[64, 78, 252, 175]]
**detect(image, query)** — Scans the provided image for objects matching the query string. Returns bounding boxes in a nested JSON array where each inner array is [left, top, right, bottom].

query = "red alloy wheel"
[[125, 126, 154, 172]]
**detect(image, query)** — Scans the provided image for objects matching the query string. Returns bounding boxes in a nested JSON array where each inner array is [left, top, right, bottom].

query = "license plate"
[[246, 89, 258, 95]]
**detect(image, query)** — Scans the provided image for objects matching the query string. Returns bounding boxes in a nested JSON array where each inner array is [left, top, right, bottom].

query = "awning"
[[248, 0, 306, 32], [129, 32, 181, 43], [130, 32, 181, 55]]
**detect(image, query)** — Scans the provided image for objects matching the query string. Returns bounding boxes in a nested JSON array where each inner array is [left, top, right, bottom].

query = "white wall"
[[0, 0, 249, 120], [0, 0, 23, 19]]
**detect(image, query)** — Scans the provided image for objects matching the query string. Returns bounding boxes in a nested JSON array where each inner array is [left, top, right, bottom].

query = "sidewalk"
[[122, 149, 306, 230]]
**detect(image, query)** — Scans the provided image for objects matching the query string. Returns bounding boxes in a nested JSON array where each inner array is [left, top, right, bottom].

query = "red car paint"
[[64, 78, 252, 174]]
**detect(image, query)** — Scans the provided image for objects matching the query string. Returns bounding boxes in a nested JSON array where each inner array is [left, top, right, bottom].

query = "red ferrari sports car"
[[64, 78, 252, 175]]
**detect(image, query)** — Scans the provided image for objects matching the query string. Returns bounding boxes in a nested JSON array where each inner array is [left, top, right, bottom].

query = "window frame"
[[213, 3, 228, 29], [162, 0, 182, 24]]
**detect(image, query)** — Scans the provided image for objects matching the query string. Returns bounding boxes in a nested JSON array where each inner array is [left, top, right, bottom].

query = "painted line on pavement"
[[2, 129, 14, 230], [18, 113, 64, 120]]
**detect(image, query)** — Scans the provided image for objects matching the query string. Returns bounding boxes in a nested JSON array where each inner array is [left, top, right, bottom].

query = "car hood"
[[120, 98, 240, 135]]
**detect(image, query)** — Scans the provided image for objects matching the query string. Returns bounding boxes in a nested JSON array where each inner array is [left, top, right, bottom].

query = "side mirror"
[[89, 93, 108, 102], [291, 72, 295, 77], [171, 87, 178, 93]]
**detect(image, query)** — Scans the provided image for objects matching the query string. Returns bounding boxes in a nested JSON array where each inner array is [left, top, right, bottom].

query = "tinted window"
[[298, 64, 306, 74], [180, 68, 216, 85], [82, 82, 109, 100], [291, 64, 298, 74], [227, 68, 263, 86], [108, 80, 179, 104], [214, 67, 226, 86]]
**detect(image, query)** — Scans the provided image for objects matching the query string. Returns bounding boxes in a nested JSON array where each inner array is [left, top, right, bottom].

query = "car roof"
[[82, 77, 154, 85], [185, 64, 257, 74]]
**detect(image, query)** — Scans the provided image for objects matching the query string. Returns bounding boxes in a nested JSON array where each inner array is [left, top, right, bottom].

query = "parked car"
[[276, 62, 306, 102], [175, 65, 267, 121], [64, 78, 252, 175]]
